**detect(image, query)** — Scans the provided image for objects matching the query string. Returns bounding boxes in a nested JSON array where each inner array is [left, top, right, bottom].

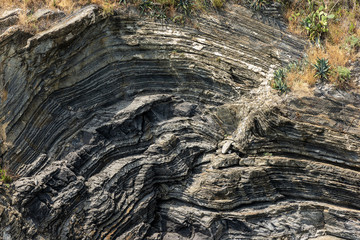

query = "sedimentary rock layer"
[[0, 4, 359, 240]]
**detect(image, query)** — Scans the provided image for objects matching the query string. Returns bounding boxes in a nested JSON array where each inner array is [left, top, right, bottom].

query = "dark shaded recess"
[[27, 193, 52, 225], [147, 209, 212, 239]]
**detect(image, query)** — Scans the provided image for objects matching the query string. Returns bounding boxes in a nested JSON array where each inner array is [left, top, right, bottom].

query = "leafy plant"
[[0, 169, 12, 184], [349, 22, 356, 34], [313, 57, 330, 81], [172, 14, 185, 24], [139, 0, 155, 14], [272, 68, 289, 94], [177, 0, 193, 16], [307, 0, 315, 12], [286, 59, 306, 72], [289, 12, 300, 22], [345, 35, 360, 52], [152, 6, 168, 20], [139, 0, 168, 20], [301, 4, 334, 43], [336, 66, 351, 88]]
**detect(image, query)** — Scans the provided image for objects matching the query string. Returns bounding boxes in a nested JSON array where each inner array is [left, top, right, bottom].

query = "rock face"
[[0, 4, 360, 240]]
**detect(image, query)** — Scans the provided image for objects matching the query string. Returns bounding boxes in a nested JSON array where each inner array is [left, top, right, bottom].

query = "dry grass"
[[293, 43, 350, 88], [285, 69, 301, 88], [307, 43, 348, 67], [1, 0, 120, 15], [302, 66, 317, 86], [286, 69, 310, 95], [55, 0, 78, 12], [329, 69, 340, 86], [328, 23, 346, 45], [286, 66, 315, 87], [290, 80, 312, 97], [326, 43, 349, 66], [306, 45, 327, 64], [17, 11, 35, 31], [284, 7, 304, 36], [1, 0, 228, 28]]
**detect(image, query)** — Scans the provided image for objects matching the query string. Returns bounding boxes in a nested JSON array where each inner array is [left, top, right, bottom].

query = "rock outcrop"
[[0, 4, 359, 240]]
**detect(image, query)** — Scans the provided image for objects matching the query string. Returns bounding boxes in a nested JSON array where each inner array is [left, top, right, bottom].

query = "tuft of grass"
[[302, 65, 317, 86], [326, 44, 348, 67], [328, 23, 346, 45]]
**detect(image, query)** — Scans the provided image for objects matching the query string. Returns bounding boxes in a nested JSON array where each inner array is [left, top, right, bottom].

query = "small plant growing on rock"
[[139, 0, 154, 14], [0, 169, 12, 184], [272, 68, 289, 94], [248, 0, 267, 10], [212, 0, 224, 9], [345, 35, 360, 53], [177, 0, 193, 16], [313, 57, 330, 82], [335, 66, 351, 89], [301, 4, 334, 43]]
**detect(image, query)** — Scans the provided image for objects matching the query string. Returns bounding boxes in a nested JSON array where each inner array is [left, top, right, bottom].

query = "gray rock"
[[32, 9, 65, 21], [221, 140, 233, 154], [0, 3, 359, 240]]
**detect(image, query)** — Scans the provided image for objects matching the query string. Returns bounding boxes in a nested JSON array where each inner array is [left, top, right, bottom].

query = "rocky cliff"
[[0, 4, 360, 240]]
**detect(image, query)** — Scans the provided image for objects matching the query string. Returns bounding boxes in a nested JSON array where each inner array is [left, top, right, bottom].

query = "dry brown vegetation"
[[1, 0, 226, 32], [281, 0, 360, 93], [1, 0, 117, 13], [1, 0, 120, 33]]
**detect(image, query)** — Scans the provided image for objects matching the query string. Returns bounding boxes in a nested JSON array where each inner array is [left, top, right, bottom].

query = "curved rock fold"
[[0, 4, 359, 240]]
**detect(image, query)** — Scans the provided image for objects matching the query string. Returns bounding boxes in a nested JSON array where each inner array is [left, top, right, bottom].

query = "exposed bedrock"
[[0, 4, 359, 240]]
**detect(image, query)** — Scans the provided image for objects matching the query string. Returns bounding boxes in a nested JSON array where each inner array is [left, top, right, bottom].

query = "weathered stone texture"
[[0, 4, 359, 240]]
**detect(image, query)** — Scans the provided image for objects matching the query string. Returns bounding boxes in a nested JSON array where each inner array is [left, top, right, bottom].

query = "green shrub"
[[139, 0, 155, 14], [272, 68, 289, 94], [0, 169, 12, 184], [301, 4, 334, 43], [345, 35, 360, 52], [313, 57, 330, 81], [336, 66, 351, 88], [349, 22, 356, 34], [139, 0, 168, 20], [177, 0, 193, 16], [212, 0, 223, 9]]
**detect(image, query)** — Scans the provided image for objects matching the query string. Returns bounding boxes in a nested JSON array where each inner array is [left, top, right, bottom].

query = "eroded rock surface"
[[0, 4, 359, 240]]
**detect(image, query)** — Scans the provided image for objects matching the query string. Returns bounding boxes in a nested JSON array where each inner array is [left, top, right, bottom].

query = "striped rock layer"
[[0, 4, 360, 240]]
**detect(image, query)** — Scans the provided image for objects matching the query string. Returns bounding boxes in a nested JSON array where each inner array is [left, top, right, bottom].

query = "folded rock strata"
[[0, 4, 359, 240]]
